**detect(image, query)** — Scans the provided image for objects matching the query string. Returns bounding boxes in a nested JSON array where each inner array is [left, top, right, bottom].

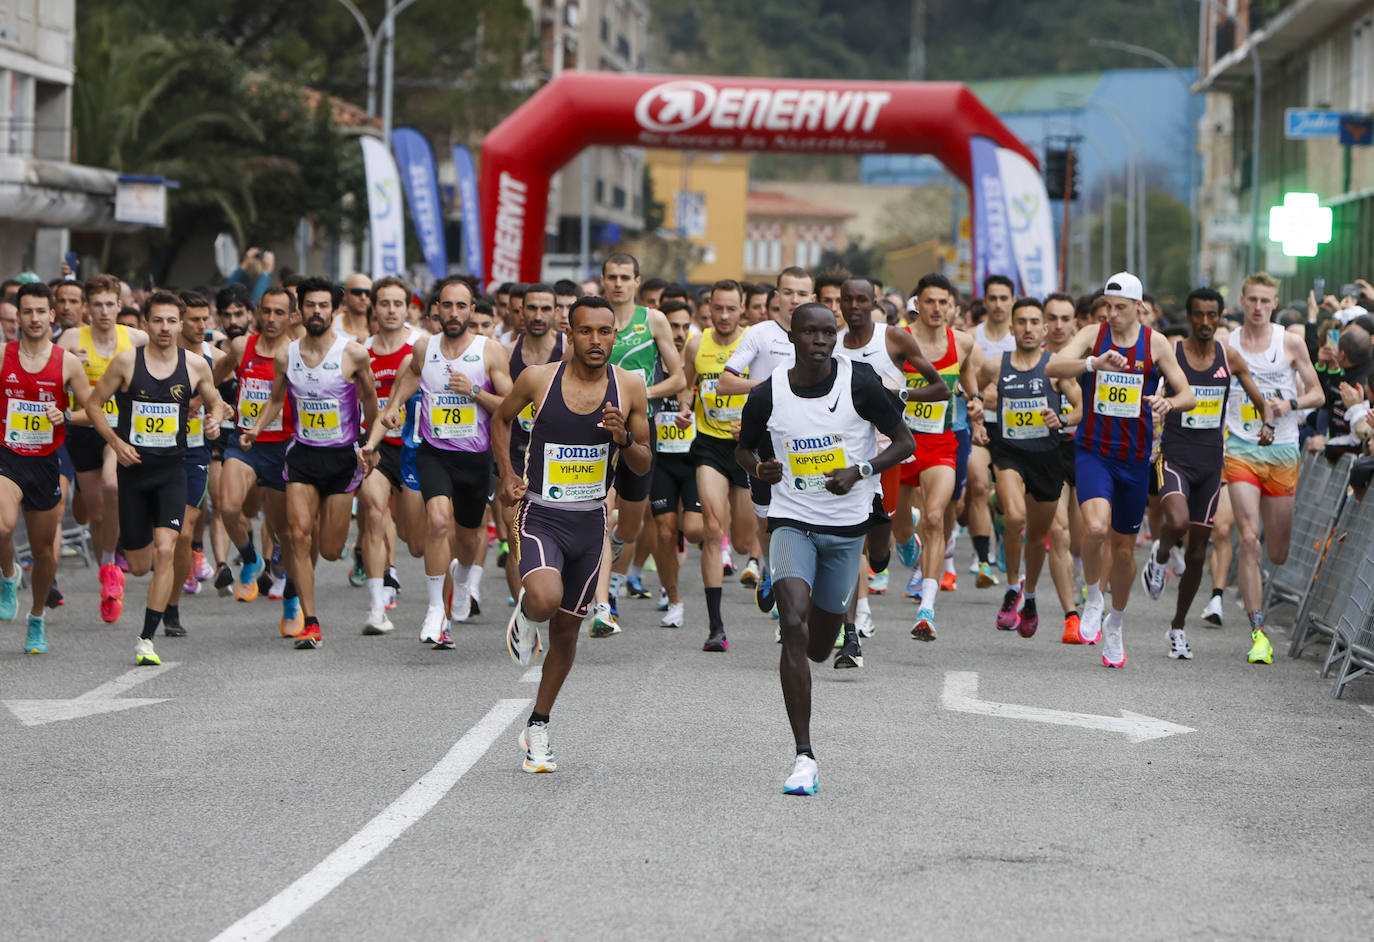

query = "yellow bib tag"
[[427, 391, 476, 440], [131, 401, 179, 448], [1001, 397, 1049, 440], [541, 442, 609, 502], [1093, 371, 1143, 418], [655, 412, 694, 454], [5, 399, 52, 447], [783, 432, 849, 490]]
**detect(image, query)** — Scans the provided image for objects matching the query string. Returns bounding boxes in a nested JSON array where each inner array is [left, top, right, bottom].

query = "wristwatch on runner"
[[857, 460, 874, 478]]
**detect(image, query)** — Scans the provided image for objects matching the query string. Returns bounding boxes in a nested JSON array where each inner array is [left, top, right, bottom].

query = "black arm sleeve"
[[737, 378, 774, 452], [849, 361, 904, 431]]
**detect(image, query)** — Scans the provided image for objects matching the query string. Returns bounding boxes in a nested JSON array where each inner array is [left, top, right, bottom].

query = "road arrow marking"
[[4, 662, 178, 727], [940, 671, 1195, 743]]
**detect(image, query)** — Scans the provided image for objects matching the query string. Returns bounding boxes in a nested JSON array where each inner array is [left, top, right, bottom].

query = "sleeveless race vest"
[[1161, 338, 1229, 461], [78, 324, 132, 427], [765, 356, 879, 528], [836, 323, 906, 388], [367, 328, 423, 445], [694, 326, 748, 440], [1076, 322, 1159, 461], [902, 326, 959, 434], [236, 333, 294, 442], [524, 360, 622, 510], [996, 350, 1061, 452], [611, 305, 658, 392], [287, 335, 361, 448], [186, 342, 214, 452], [419, 334, 492, 453], [1225, 323, 1300, 445], [510, 332, 564, 447], [116, 347, 190, 458], [0, 342, 67, 456]]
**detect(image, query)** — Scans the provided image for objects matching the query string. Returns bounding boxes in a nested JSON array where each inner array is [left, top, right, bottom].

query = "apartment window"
[[595, 179, 605, 203], [743, 239, 756, 271], [616, 35, 631, 60], [600, 17, 609, 41], [612, 186, 626, 209], [1352, 18, 1374, 113]]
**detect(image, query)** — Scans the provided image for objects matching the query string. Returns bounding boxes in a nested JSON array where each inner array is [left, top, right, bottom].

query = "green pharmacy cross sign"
[[1268, 192, 1333, 257]]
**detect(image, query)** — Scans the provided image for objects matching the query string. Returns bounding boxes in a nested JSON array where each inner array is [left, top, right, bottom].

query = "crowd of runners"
[[0, 258, 1346, 793]]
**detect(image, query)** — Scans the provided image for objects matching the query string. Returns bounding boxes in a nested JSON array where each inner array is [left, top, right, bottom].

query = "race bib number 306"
[[655, 412, 694, 454]]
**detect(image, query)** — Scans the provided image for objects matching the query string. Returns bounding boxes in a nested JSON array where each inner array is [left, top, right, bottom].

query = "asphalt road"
[[2, 531, 1372, 941]]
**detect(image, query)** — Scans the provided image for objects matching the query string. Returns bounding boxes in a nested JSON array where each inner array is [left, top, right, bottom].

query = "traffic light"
[[1044, 147, 1080, 201]]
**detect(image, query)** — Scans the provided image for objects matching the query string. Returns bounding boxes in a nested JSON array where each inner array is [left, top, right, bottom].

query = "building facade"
[[0, 0, 132, 277], [1196, 0, 1374, 298]]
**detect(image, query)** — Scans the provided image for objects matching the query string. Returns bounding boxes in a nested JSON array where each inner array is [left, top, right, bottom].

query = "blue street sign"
[[1285, 109, 1342, 140], [1340, 115, 1374, 146]]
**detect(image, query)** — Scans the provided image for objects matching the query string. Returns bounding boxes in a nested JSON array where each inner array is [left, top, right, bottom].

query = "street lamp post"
[[1089, 37, 1200, 286], [1088, 99, 1145, 274], [332, 0, 422, 144], [1081, 136, 1115, 281]]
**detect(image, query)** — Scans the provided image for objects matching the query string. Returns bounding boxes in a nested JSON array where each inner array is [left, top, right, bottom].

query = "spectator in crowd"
[[0, 300, 17, 341]]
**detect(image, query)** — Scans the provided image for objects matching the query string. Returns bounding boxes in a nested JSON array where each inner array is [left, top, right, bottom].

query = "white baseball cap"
[[1336, 305, 1369, 325], [1103, 272, 1143, 301]]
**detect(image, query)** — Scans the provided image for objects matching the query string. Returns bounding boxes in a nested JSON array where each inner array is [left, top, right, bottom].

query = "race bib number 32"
[[1001, 397, 1049, 440]]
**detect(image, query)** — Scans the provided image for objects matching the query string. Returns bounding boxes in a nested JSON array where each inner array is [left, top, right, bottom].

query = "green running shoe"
[[1247, 628, 1273, 664], [25, 614, 46, 654]]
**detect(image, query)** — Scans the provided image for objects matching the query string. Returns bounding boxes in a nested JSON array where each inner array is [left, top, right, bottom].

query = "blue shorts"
[[769, 524, 865, 615], [1075, 446, 1150, 534], [400, 443, 420, 492], [223, 437, 288, 492], [56, 444, 75, 483], [953, 426, 972, 502]]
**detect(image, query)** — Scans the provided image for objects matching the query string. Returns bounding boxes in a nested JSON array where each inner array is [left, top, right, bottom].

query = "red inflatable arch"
[[480, 72, 1036, 287]]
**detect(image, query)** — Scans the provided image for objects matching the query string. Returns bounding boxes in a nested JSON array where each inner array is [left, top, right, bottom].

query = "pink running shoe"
[[99, 563, 125, 602], [994, 587, 1022, 630]]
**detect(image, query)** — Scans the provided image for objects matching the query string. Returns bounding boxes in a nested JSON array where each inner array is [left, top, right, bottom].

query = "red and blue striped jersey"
[[1075, 322, 1159, 461]]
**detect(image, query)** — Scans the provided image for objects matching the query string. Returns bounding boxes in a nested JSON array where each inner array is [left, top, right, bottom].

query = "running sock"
[[304, 616, 319, 629], [921, 578, 940, 611], [529, 710, 550, 726], [870, 549, 890, 574], [1104, 608, 1125, 630], [628, 563, 643, 581], [856, 597, 871, 616], [1022, 591, 1035, 602], [101, 551, 115, 567], [141, 608, 162, 641], [1085, 584, 1104, 610], [451, 562, 472, 591], [426, 575, 444, 608], [796, 744, 815, 760], [191, 541, 203, 552], [165, 604, 179, 625], [1211, 587, 1224, 600], [705, 586, 723, 629], [366, 577, 385, 611], [1248, 610, 1264, 631], [283, 578, 296, 600], [239, 540, 258, 566], [972, 535, 991, 564]]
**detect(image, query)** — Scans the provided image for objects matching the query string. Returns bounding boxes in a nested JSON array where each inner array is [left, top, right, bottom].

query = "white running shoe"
[[1102, 622, 1126, 668], [447, 560, 471, 622], [1141, 543, 1168, 600], [657, 586, 669, 611], [856, 611, 875, 638], [1080, 596, 1104, 645], [419, 605, 447, 644], [782, 754, 819, 795], [1201, 595, 1224, 627], [520, 722, 556, 773], [505, 590, 541, 665], [363, 607, 394, 635], [1168, 628, 1193, 660], [660, 601, 684, 628], [134, 637, 161, 666], [1168, 543, 1187, 577], [589, 602, 621, 638]]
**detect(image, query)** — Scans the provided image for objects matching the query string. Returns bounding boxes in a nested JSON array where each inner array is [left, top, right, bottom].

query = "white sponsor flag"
[[360, 136, 406, 278], [994, 147, 1058, 300]]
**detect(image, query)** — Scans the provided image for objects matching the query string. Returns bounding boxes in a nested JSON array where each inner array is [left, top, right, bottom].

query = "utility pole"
[[908, 0, 927, 81]]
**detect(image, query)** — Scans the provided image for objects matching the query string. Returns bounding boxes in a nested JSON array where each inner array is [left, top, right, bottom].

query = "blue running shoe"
[[755, 564, 774, 613], [911, 608, 937, 642], [895, 536, 917, 569], [625, 575, 651, 599], [25, 614, 46, 654], [904, 568, 923, 598], [0, 568, 18, 622]]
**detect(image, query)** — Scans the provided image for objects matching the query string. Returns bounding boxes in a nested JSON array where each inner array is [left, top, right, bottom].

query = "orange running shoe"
[[279, 596, 303, 637], [939, 571, 957, 592], [1061, 612, 1086, 644], [99, 596, 122, 623]]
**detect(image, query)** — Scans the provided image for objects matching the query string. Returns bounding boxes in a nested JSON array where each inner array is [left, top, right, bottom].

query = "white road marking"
[[212, 697, 530, 942], [520, 664, 542, 683], [940, 671, 1195, 743], [4, 662, 179, 727], [1360, 705, 1374, 720]]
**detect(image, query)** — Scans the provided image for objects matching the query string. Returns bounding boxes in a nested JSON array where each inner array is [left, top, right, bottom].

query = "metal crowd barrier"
[[1330, 546, 1374, 699], [1264, 453, 1350, 632], [1287, 490, 1373, 664]]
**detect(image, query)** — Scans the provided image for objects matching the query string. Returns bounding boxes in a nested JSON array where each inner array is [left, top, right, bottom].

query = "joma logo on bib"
[[787, 434, 841, 450], [552, 445, 602, 460]]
